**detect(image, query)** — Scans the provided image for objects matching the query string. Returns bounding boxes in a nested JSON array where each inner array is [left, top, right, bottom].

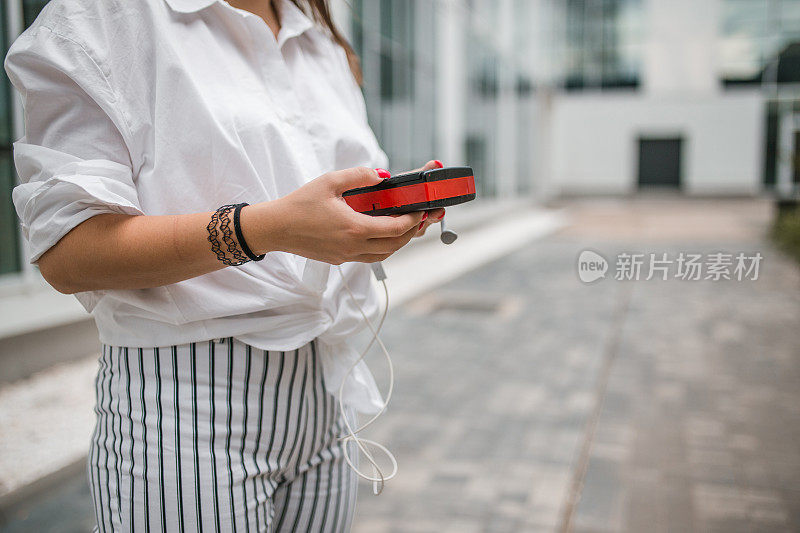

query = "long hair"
[[289, 0, 363, 85]]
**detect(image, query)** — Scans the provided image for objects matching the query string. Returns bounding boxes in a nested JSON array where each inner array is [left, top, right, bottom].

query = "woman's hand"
[[242, 167, 426, 265]]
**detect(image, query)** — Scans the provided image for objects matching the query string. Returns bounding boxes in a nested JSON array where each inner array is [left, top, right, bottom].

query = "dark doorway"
[[794, 131, 800, 185], [638, 137, 683, 189]]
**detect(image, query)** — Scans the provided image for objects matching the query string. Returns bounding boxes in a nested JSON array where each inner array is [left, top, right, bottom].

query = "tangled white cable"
[[335, 265, 397, 495]]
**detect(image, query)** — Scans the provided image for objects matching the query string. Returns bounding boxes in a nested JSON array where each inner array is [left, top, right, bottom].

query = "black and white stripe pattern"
[[87, 338, 358, 532]]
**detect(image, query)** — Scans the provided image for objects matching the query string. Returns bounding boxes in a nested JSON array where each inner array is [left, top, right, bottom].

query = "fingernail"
[[421, 212, 428, 222], [437, 213, 445, 220], [375, 168, 391, 179], [433, 160, 444, 169], [418, 221, 425, 231]]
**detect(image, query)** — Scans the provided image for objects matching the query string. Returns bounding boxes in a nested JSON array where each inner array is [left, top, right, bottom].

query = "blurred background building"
[[334, 0, 800, 200]]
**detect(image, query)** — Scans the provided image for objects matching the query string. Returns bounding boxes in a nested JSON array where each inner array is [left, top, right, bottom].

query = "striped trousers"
[[87, 337, 359, 532]]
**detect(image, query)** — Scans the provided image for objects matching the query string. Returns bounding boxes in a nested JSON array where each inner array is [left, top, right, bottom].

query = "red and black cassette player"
[[343, 166, 476, 216]]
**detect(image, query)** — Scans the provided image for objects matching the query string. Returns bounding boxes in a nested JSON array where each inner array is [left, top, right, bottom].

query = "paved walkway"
[[351, 197, 800, 532], [2, 197, 799, 532]]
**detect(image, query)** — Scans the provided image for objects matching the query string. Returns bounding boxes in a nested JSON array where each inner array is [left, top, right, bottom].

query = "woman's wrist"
[[238, 200, 287, 256]]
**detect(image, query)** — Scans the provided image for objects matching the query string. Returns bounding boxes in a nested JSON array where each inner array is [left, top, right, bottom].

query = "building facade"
[[337, 0, 800, 202]]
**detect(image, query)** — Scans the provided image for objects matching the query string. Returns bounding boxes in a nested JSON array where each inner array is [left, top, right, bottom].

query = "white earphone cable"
[[335, 264, 397, 495]]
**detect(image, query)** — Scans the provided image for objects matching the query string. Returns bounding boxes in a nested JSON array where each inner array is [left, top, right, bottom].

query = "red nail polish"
[[375, 168, 391, 179], [418, 221, 425, 231], [421, 212, 428, 221], [433, 160, 444, 169], [437, 213, 445, 220]]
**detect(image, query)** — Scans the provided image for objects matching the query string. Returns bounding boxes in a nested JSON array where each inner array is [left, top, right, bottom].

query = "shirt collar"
[[275, 0, 316, 46], [163, 0, 317, 45], [163, 0, 217, 13]]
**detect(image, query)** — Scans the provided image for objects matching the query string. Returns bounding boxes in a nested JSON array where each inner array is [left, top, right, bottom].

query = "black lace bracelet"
[[207, 202, 264, 266]]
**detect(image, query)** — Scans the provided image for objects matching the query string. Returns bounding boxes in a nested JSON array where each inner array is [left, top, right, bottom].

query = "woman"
[[6, 0, 445, 530]]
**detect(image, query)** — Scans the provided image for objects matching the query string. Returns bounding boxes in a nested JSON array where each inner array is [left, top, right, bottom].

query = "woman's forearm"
[[35, 167, 428, 295], [37, 203, 283, 294]]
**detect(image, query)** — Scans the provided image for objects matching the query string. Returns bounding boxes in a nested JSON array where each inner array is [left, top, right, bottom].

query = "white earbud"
[[439, 216, 458, 244]]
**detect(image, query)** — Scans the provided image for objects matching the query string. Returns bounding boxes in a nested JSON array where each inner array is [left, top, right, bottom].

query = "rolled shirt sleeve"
[[5, 25, 143, 264]]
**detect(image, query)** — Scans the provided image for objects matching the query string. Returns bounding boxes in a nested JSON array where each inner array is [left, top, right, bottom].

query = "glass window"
[[1, 0, 50, 275], [0, 0, 20, 275], [350, 0, 439, 173], [378, 0, 413, 101], [351, 0, 364, 59], [562, 0, 643, 91], [351, 0, 531, 198], [720, 0, 800, 86], [464, 9, 500, 198], [782, 0, 800, 27], [23, 0, 49, 27]]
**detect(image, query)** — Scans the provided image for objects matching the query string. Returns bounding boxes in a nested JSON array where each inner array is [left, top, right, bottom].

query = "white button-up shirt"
[[6, 0, 390, 413]]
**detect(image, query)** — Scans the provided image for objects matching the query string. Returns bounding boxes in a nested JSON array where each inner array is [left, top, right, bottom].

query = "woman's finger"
[[363, 223, 420, 253], [427, 208, 445, 221], [412, 208, 445, 237], [357, 210, 425, 238]]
